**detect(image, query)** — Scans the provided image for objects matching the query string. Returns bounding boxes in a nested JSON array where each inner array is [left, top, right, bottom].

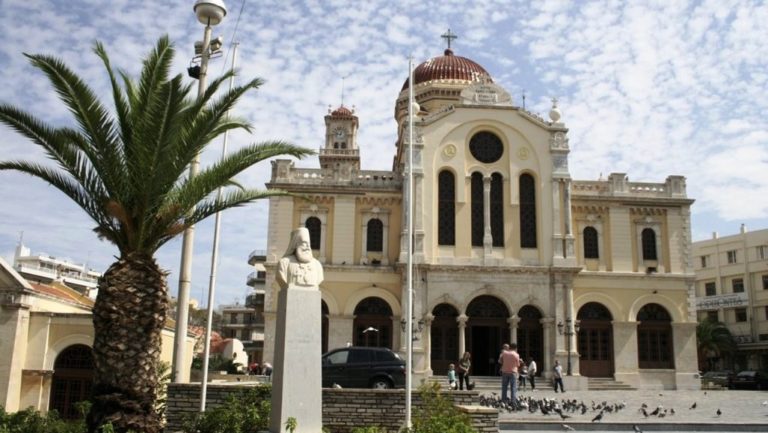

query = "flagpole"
[[405, 54, 415, 431], [200, 42, 239, 412]]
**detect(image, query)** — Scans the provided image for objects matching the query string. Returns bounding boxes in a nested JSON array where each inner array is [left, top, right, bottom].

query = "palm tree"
[[696, 318, 736, 372], [0, 36, 311, 433]]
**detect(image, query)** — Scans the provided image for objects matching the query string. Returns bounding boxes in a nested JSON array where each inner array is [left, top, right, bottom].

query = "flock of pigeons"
[[477, 393, 768, 432]]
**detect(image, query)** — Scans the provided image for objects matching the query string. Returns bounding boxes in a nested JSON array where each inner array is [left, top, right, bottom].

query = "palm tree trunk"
[[87, 252, 169, 433]]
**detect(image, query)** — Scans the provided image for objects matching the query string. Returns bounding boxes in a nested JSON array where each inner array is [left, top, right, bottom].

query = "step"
[[587, 377, 636, 390]]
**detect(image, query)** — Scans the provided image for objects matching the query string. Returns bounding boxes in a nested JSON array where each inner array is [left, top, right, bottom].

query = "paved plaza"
[[489, 388, 768, 431]]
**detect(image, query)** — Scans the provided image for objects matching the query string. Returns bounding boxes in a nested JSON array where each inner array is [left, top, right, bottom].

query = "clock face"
[[334, 127, 346, 138]]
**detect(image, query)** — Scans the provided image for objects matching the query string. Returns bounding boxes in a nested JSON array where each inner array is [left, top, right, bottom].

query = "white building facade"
[[692, 226, 768, 371], [256, 46, 699, 390]]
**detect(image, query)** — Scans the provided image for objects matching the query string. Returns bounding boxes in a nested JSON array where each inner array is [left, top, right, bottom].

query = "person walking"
[[553, 359, 565, 392], [527, 357, 537, 390], [499, 343, 521, 401], [457, 352, 472, 390]]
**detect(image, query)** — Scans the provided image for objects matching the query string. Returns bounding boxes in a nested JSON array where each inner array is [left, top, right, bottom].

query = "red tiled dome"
[[330, 105, 354, 116], [401, 49, 492, 90]]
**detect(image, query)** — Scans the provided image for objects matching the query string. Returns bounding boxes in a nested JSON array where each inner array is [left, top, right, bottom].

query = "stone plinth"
[[270, 287, 322, 433]]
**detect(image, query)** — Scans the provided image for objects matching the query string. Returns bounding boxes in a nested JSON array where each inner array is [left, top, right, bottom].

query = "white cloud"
[[0, 0, 766, 306]]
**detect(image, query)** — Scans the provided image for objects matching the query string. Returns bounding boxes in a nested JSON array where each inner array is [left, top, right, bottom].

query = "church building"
[[257, 40, 699, 390]]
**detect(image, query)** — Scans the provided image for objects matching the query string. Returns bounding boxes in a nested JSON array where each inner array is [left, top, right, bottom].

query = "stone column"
[[672, 322, 699, 390], [563, 180, 575, 258], [424, 314, 434, 375], [457, 314, 468, 358], [327, 315, 354, 350], [612, 321, 639, 387], [552, 179, 563, 258], [540, 318, 554, 379], [508, 315, 520, 344], [483, 175, 492, 254], [0, 301, 31, 412]]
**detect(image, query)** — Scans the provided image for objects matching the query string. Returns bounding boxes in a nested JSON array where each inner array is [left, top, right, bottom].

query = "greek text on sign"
[[695, 292, 748, 310], [460, 81, 512, 106]]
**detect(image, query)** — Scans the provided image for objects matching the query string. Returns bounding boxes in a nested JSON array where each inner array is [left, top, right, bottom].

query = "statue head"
[[284, 227, 313, 263]]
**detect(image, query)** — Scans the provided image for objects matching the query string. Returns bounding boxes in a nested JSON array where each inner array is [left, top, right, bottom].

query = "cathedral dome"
[[401, 49, 492, 90], [330, 105, 354, 117]]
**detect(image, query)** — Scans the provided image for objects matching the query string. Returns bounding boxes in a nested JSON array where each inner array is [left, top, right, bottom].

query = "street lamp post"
[[557, 318, 580, 376], [172, 0, 227, 384]]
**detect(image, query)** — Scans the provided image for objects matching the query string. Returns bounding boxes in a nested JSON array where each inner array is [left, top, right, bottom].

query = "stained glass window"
[[305, 217, 321, 250], [490, 173, 504, 247], [438, 170, 455, 246], [469, 131, 504, 163], [642, 228, 657, 261], [471, 172, 483, 247], [583, 226, 599, 259], [519, 174, 537, 248], [366, 218, 383, 252]]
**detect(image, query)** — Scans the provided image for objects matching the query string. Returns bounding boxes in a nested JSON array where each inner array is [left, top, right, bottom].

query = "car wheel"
[[371, 378, 392, 389]]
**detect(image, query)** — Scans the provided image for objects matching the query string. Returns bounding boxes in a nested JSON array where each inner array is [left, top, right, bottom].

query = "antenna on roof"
[[17, 231, 24, 246], [341, 75, 350, 107], [522, 90, 526, 110]]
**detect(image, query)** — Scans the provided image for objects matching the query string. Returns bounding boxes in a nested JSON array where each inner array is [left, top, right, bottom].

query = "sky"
[[0, 0, 766, 308]]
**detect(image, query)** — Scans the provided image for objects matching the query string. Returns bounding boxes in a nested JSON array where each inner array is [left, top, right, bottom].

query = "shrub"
[[351, 427, 385, 433], [408, 382, 476, 433], [180, 385, 271, 433], [0, 406, 84, 433]]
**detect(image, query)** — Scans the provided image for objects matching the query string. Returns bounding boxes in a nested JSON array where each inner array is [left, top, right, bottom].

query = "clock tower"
[[321, 105, 360, 172]]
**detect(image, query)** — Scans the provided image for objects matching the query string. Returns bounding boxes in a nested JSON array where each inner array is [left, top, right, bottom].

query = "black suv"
[[322, 346, 406, 389]]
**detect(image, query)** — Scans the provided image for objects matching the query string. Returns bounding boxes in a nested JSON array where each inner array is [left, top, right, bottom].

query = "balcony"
[[319, 148, 360, 157], [247, 271, 266, 287], [248, 249, 267, 265]]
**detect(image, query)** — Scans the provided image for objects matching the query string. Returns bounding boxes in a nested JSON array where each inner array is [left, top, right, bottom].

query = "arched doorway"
[[353, 297, 392, 348], [517, 305, 543, 372], [321, 301, 329, 353], [430, 303, 459, 375], [50, 344, 93, 419], [577, 302, 614, 377], [467, 295, 510, 376], [637, 303, 674, 369]]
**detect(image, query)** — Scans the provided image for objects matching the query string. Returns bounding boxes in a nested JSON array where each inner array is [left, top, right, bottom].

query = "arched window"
[[438, 170, 455, 246], [366, 218, 383, 252], [353, 297, 393, 348], [519, 173, 537, 248], [50, 345, 93, 420], [490, 173, 504, 247], [637, 303, 673, 369], [583, 226, 599, 259], [305, 217, 321, 250], [642, 228, 657, 261], [471, 172, 484, 247]]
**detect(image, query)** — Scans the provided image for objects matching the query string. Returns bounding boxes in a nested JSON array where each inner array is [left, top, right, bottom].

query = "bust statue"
[[276, 227, 324, 290]]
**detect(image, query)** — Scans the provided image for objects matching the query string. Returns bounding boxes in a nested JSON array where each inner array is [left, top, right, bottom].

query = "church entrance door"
[[577, 302, 614, 377], [517, 305, 543, 373], [430, 303, 459, 375], [466, 295, 510, 376]]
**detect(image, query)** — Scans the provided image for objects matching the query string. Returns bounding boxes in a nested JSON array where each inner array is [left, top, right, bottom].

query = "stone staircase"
[[587, 377, 636, 390]]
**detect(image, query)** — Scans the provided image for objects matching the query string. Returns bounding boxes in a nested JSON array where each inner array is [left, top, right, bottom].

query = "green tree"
[[0, 36, 311, 433], [697, 318, 736, 371]]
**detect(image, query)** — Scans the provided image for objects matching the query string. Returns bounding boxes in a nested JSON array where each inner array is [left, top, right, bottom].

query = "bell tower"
[[321, 105, 360, 171]]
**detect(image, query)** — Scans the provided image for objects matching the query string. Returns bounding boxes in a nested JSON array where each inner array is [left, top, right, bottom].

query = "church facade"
[[258, 47, 699, 390]]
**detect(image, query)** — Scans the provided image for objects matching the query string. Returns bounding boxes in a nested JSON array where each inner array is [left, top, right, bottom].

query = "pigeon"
[[562, 424, 575, 432], [591, 411, 604, 422], [640, 408, 649, 418], [649, 407, 660, 416], [716, 408, 722, 417], [670, 408, 676, 415], [762, 401, 768, 406], [690, 402, 697, 410], [633, 425, 643, 433]]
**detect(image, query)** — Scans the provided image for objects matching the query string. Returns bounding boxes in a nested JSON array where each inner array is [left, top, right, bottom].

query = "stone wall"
[[166, 383, 497, 433]]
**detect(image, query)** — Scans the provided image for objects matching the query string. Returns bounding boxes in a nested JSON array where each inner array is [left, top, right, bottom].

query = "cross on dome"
[[441, 28, 458, 50]]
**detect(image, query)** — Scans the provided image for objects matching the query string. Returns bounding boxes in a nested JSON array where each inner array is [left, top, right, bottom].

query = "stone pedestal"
[[269, 287, 322, 433]]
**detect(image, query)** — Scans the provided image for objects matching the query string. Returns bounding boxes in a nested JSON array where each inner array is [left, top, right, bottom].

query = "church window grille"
[[51, 345, 93, 420], [469, 131, 504, 163], [432, 303, 459, 317], [353, 297, 393, 348], [366, 218, 383, 252], [637, 303, 674, 369], [577, 302, 613, 321], [641, 228, 657, 261], [519, 174, 537, 248], [490, 173, 504, 247], [467, 295, 509, 318], [438, 170, 455, 245], [471, 172, 484, 247], [583, 226, 599, 259], [305, 217, 321, 250]]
